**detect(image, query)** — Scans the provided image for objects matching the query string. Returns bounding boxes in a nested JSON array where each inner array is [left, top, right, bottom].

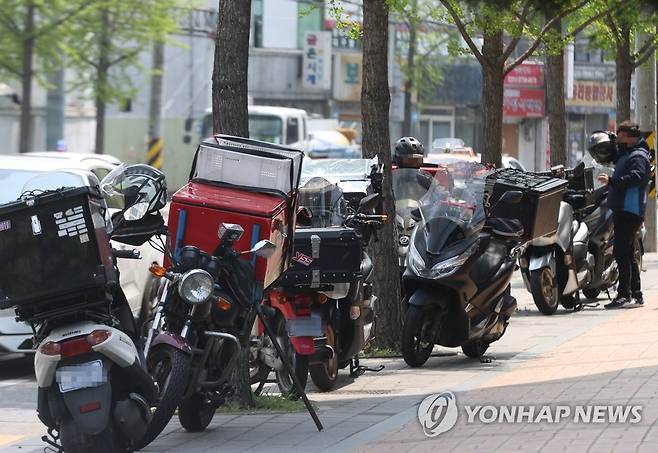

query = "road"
[[0, 256, 656, 452]]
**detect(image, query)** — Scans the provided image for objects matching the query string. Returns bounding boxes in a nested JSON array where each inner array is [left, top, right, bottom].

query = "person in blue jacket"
[[588, 121, 651, 309]]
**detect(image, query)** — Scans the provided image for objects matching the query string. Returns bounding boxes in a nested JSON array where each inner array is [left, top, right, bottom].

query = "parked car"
[[0, 152, 163, 354]]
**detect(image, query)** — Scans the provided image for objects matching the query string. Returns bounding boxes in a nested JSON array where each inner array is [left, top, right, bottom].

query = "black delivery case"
[[279, 227, 362, 288], [486, 168, 568, 240], [0, 187, 116, 320]]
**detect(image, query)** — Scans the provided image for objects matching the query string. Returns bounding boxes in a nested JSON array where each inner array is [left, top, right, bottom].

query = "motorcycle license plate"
[[287, 313, 322, 337], [57, 360, 106, 393]]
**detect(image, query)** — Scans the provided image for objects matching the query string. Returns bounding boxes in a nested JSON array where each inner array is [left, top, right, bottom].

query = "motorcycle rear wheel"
[[461, 340, 489, 358], [178, 392, 215, 432], [401, 305, 434, 368], [582, 288, 601, 300], [309, 324, 339, 392], [59, 419, 117, 453], [136, 345, 191, 450], [274, 316, 309, 399], [529, 267, 559, 315]]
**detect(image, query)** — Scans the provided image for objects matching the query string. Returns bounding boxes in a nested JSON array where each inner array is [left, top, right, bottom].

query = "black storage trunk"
[[566, 166, 595, 192], [0, 187, 116, 318], [279, 227, 362, 287], [486, 168, 568, 240]]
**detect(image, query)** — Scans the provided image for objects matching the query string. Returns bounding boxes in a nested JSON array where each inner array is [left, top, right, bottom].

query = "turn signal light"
[[87, 329, 112, 347], [149, 263, 167, 278], [215, 297, 232, 311], [317, 294, 329, 305], [40, 341, 62, 356]]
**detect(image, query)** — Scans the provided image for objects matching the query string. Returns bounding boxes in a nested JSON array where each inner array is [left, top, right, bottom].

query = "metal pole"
[[147, 41, 165, 169], [635, 9, 657, 252], [45, 68, 65, 151]]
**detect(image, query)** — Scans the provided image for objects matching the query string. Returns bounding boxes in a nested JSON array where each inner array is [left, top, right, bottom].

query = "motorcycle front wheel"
[[309, 324, 339, 391], [178, 392, 215, 432], [274, 316, 309, 399], [461, 340, 489, 358], [401, 305, 434, 368], [529, 267, 559, 315], [136, 344, 191, 449]]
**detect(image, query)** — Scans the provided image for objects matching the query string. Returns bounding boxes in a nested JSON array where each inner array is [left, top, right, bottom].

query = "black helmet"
[[394, 137, 424, 168], [101, 164, 167, 213], [587, 130, 617, 165]]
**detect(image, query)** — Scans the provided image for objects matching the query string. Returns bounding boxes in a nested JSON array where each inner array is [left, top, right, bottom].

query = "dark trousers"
[[613, 211, 643, 298]]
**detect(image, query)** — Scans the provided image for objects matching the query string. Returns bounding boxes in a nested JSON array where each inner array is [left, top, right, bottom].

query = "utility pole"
[[147, 41, 165, 169], [46, 68, 65, 151], [635, 6, 657, 252]]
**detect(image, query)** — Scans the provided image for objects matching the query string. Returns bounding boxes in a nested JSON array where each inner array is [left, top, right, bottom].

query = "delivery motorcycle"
[[0, 165, 167, 453], [251, 165, 386, 395], [401, 164, 527, 367], [519, 163, 644, 314]]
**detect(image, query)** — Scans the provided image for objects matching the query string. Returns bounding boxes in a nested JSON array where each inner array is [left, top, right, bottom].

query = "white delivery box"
[[192, 135, 304, 195]]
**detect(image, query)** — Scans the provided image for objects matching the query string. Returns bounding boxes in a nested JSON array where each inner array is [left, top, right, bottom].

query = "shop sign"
[[504, 63, 544, 88], [333, 53, 363, 101], [302, 31, 332, 90], [503, 88, 545, 118], [566, 80, 615, 107]]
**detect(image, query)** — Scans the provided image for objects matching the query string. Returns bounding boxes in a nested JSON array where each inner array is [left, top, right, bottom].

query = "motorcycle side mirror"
[[246, 240, 277, 259], [573, 161, 585, 176], [410, 207, 422, 221], [357, 193, 380, 213], [123, 201, 150, 221], [499, 190, 524, 205], [416, 172, 432, 190], [296, 206, 313, 226]]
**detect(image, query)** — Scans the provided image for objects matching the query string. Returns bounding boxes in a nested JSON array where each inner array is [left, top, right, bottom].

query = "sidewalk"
[[3, 256, 658, 453]]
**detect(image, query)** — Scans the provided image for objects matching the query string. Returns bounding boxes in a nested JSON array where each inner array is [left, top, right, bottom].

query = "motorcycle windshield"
[[393, 168, 432, 230], [298, 177, 346, 227], [300, 157, 378, 186], [416, 162, 490, 256]]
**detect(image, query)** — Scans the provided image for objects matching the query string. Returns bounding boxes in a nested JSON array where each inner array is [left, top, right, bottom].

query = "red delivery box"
[[167, 135, 304, 289]]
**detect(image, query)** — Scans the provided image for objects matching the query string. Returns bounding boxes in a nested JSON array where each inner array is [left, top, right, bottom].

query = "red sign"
[[503, 88, 545, 118], [504, 63, 544, 88]]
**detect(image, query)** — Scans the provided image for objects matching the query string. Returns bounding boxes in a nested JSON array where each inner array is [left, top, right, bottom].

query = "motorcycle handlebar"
[[112, 248, 141, 259]]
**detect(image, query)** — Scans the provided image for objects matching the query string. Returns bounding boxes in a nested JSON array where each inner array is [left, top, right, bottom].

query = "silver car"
[[0, 152, 164, 353]]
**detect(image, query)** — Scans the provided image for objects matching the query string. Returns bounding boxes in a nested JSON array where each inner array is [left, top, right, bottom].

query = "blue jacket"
[[608, 139, 651, 219]]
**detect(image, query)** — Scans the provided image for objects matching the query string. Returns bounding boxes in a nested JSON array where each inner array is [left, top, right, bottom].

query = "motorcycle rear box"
[[168, 182, 292, 289], [278, 227, 362, 287], [487, 168, 568, 240], [0, 187, 116, 318]]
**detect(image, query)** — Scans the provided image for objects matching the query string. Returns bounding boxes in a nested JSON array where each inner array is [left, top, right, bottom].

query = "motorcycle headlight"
[[178, 269, 214, 305], [413, 242, 479, 279], [408, 230, 426, 275]]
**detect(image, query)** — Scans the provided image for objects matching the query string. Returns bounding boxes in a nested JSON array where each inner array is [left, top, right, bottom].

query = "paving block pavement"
[[3, 255, 658, 453]]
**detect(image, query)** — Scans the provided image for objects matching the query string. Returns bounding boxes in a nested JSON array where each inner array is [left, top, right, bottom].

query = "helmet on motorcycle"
[[394, 137, 424, 168], [298, 177, 346, 228], [100, 164, 167, 214], [587, 130, 617, 165]]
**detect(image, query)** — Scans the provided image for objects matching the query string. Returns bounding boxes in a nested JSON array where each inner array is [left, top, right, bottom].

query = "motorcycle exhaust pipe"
[[311, 345, 334, 361]]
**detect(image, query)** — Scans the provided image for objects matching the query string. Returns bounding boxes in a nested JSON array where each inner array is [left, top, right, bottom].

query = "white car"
[[0, 152, 164, 353]]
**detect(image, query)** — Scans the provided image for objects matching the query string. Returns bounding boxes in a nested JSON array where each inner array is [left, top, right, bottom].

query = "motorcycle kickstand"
[[254, 303, 323, 432], [349, 357, 385, 378], [41, 428, 63, 453]]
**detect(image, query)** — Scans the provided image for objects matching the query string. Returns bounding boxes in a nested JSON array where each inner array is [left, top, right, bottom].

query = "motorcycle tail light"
[[293, 294, 313, 316], [40, 341, 61, 356], [87, 329, 112, 347], [79, 401, 101, 414], [316, 294, 329, 305], [60, 337, 93, 358], [215, 297, 232, 311]]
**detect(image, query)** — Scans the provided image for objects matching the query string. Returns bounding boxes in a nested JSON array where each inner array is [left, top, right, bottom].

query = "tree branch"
[[108, 48, 141, 67], [32, 1, 98, 39], [605, 12, 621, 47], [0, 60, 23, 78], [438, 0, 487, 67], [0, 10, 22, 35], [633, 43, 656, 68], [501, 0, 532, 63], [565, 1, 624, 40], [504, 0, 590, 75]]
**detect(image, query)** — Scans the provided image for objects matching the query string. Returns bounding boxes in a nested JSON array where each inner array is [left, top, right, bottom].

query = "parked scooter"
[[0, 165, 167, 452], [401, 163, 530, 367], [251, 167, 386, 394], [519, 163, 644, 313]]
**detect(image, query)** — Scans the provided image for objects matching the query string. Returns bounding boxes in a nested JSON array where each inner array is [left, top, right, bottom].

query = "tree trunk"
[[545, 18, 567, 166], [19, 2, 35, 154], [481, 31, 504, 168], [213, 0, 254, 408], [402, 2, 417, 137], [213, 0, 252, 137], [362, 0, 402, 350], [94, 7, 110, 154], [615, 25, 633, 123]]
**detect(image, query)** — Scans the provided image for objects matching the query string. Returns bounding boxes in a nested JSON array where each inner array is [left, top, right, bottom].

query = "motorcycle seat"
[[486, 218, 524, 238]]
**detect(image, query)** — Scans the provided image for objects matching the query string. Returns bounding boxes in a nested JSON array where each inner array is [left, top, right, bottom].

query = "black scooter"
[[401, 166, 526, 367]]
